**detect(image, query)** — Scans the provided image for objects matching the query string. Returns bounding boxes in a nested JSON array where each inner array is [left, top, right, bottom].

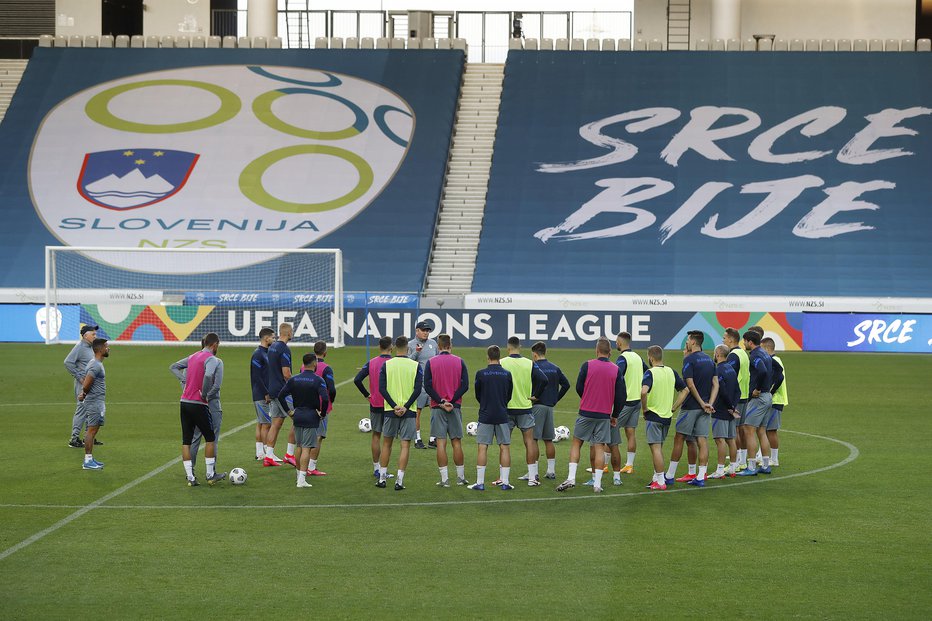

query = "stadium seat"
[[99, 34, 114, 48], [314, 37, 328, 49], [821, 38, 836, 51], [853, 39, 868, 51], [84, 35, 98, 48], [391, 37, 405, 49], [900, 39, 915, 51], [540, 38, 554, 51], [585, 38, 600, 51], [634, 39, 647, 51], [524, 38, 538, 50], [68, 35, 83, 47], [919, 38, 932, 52], [711, 38, 725, 51], [869, 38, 883, 51], [130, 35, 144, 48], [805, 39, 820, 51], [725, 38, 740, 51], [376, 37, 390, 49], [789, 39, 804, 51], [452, 38, 467, 51], [344, 37, 358, 49], [758, 37, 773, 51], [269, 36, 283, 48], [743, 38, 756, 50], [648, 39, 663, 50], [555, 38, 569, 51], [331, 37, 344, 49], [360, 37, 375, 49], [601, 38, 615, 51], [773, 38, 788, 51], [617, 38, 631, 51], [161, 36, 175, 48], [207, 36, 221, 48], [694, 38, 709, 50], [222, 36, 237, 48], [54, 35, 67, 47], [238, 36, 251, 48], [421, 37, 436, 49], [192, 35, 206, 48], [837, 38, 852, 51], [176, 35, 191, 48], [408, 38, 421, 49], [508, 38, 522, 50], [571, 38, 584, 51], [252, 36, 267, 49], [39, 34, 53, 47], [145, 35, 160, 48], [884, 38, 899, 51], [115, 35, 130, 48]]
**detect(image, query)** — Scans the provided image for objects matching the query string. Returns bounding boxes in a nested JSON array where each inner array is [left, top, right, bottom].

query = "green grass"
[[0, 344, 930, 619]]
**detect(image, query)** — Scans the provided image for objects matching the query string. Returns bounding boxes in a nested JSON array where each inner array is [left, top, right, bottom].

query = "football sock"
[[264, 445, 274, 457], [528, 463, 539, 480], [771, 448, 779, 462], [567, 462, 578, 482], [397, 469, 405, 485], [500, 466, 510, 486], [715, 464, 725, 475], [762, 455, 770, 467], [429, 436, 436, 443], [255, 442, 264, 458], [477, 465, 486, 485], [372, 461, 379, 471], [626, 452, 636, 467], [308, 459, 317, 472], [603, 452, 611, 466], [287, 443, 295, 456], [416, 430, 422, 442], [297, 471, 306, 484], [654, 472, 664, 485], [613, 470, 621, 483], [439, 466, 449, 483], [84, 454, 93, 463], [206, 457, 215, 478], [379, 466, 388, 482], [183, 460, 194, 480], [666, 461, 679, 479], [756, 450, 763, 463], [546, 458, 556, 474], [688, 464, 697, 476], [698, 465, 707, 480], [727, 462, 735, 474], [455, 465, 465, 480], [593, 470, 603, 487], [748, 458, 757, 471]]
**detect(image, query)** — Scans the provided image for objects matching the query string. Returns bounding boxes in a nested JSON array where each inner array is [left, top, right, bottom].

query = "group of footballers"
[[64, 318, 788, 493]]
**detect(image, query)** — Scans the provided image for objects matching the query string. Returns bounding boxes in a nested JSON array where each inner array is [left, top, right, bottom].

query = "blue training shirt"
[[267, 340, 292, 395], [278, 371, 330, 428], [682, 350, 716, 410], [713, 361, 740, 420], [534, 359, 571, 407], [474, 364, 513, 425], [748, 346, 774, 394], [250, 345, 270, 401]]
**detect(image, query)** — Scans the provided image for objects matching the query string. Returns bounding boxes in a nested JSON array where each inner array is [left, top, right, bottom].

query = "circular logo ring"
[[239, 144, 374, 213], [252, 87, 368, 140], [85, 79, 241, 133]]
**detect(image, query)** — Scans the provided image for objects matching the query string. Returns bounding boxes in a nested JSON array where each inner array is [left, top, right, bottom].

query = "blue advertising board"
[[803, 313, 932, 352], [0, 48, 463, 293], [475, 52, 932, 296]]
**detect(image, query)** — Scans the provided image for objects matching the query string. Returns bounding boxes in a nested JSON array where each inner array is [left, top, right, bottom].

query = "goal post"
[[44, 246, 343, 347]]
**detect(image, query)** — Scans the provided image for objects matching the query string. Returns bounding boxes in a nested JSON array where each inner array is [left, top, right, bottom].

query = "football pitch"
[[0, 343, 929, 619]]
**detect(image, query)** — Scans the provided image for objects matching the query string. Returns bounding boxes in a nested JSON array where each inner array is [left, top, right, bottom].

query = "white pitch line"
[[0, 429, 859, 513], [0, 377, 356, 561]]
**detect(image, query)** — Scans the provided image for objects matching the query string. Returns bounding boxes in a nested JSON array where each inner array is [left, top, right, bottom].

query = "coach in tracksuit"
[[64, 324, 99, 448], [278, 353, 330, 489]]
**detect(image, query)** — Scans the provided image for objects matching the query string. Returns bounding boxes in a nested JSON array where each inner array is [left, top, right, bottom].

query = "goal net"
[[44, 246, 343, 346]]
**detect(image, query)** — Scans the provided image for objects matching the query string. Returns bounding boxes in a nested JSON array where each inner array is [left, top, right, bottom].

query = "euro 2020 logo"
[[28, 65, 415, 273]]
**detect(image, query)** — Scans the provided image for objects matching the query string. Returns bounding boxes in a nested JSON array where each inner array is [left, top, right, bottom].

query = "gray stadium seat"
[[919, 38, 932, 52], [269, 36, 283, 49], [360, 37, 375, 49], [68, 35, 83, 47], [540, 38, 554, 51], [711, 38, 725, 51], [694, 38, 709, 50], [452, 38, 467, 52], [634, 39, 647, 51], [586, 38, 600, 51], [617, 38, 630, 51], [376, 37, 390, 49], [238, 36, 251, 48], [837, 39, 852, 51], [508, 38, 522, 50], [54, 35, 67, 47], [821, 38, 836, 51], [344, 37, 358, 49], [805, 39, 820, 51], [145, 35, 159, 48], [773, 38, 788, 51], [570, 38, 584, 51], [852, 39, 868, 51], [207, 36, 222, 48], [191, 35, 206, 48], [900, 39, 915, 51], [421, 37, 436, 49], [758, 38, 773, 51], [314, 37, 328, 49], [743, 38, 756, 50], [39, 34, 53, 47], [868, 39, 883, 51], [555, 38, 568, 51], [84, 35, 98, 48], [99, 34, 113, 48], [407, 38, 420, 49], [648, 39, 664, 51], [725, 38, 740, 51], [390, 37, 405, 49], [115, 35, 130, 48], [130, 35, 144, 48], [789, 39, 804, 51], [884, 38, 899, 52], [600, 38, 615, 51], [222, 36, 237, 48], [524, 37, 538, 50], [161, 36, 175, 48], [330, 37, 344, 49], [176, 35, 191, 48]]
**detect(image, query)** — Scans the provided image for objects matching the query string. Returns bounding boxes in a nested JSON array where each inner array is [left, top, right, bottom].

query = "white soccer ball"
[[555, 426, 571, 441], [230, 467, 248, 485], [466, 421, 479, 436], [358, 417, 372, 433]]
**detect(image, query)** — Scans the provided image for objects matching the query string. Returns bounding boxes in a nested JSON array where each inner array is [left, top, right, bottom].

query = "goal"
[[44, 246, 343, 346]]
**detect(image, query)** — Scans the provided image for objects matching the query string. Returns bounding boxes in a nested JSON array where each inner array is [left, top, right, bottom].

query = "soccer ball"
[[555, 426, 571, 441], [358, 417, 372, 433], [466, 421, 479, 436], [230, 467, 247, 485]]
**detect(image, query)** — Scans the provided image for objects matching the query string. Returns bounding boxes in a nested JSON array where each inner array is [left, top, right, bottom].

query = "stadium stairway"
[[424, 62, 504, 300], [0, 59, 28, 124]]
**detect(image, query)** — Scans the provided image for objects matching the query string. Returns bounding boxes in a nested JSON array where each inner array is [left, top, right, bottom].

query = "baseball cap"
[[80, 324, 99, 335], [415, 321, 433, 331]]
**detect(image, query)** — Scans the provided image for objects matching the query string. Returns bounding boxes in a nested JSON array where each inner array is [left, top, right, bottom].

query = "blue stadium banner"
[[0, 48, 463, 293], [803, 313, 932, 352], [476, 52, 932, 297], [0, 305, 81, 342], [184, 292, 418, 309]]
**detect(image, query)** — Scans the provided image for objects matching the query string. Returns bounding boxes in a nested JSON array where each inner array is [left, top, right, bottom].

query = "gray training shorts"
[[254, 401, 271, 424], [382, 415, 416, 441], [532, 404, 555, 441], [743, 393, 773, 428], [615, 402, 640, 429], [430, 406, 463, 440], [573, 416, 611, 445], [416, 390, 430, 410], [766, 407, 783, 431], [676, 409, 711, 439], [712, 418, 737, 439], [83, 401, 106, 428], [476, 422, 511, 446], [294, 426, 319, 449], [645, 420, 670, 444], [370, 408, 384, 433], [508, 410, 535, 431], [269, 396, 291, 419]]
